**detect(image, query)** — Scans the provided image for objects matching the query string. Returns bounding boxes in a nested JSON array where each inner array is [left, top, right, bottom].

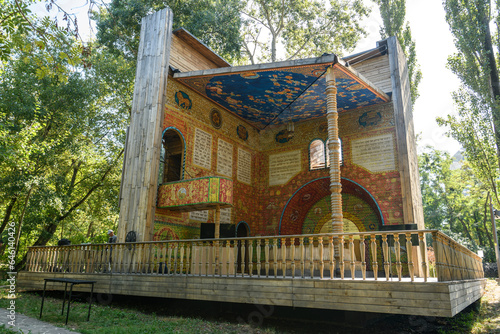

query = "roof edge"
[[173, 28, 231, 68]]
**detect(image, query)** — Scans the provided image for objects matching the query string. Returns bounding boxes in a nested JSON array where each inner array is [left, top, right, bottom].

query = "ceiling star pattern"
[[176, 64, 388, 130]]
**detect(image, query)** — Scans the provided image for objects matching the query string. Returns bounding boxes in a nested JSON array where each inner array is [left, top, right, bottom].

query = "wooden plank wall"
[[387, 36, 425, 230], [169, 35, 224, 72], [117, 9, 173, 242], [18, 272, 486, 318], [351, 54, 392, 93]]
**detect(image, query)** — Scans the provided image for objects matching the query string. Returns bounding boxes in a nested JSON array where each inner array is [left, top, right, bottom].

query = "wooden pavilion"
[[18, 8, 485, 318]]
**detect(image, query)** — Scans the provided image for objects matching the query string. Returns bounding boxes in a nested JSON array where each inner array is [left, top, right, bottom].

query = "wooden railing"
[[25, 230, 483, 282]]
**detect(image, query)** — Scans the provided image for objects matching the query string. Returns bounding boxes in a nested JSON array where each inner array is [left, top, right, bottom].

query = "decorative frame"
[[236, 125, 248, 141], [210, 108, 222, 129]]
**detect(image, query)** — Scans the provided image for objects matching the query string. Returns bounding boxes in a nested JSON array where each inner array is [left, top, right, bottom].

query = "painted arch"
[[279, 177, 383, 235]]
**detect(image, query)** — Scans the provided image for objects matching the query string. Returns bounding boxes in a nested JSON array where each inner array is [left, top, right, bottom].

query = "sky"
[[355, 0, 462, 154], [35, 0, 462, 154]]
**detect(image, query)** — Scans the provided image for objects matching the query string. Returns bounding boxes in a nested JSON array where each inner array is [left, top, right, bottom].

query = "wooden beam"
[[118, 8, 174, 242]]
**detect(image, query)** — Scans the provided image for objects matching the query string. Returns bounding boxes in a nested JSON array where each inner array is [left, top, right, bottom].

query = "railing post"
[[418, 232, 427, 282], [394, 233, 402, 281]]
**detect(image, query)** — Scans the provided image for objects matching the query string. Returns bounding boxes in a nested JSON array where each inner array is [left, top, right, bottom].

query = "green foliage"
[[0, 33, 133, 266], [241, 0, 370, 64], [419, 147, 497, 261], [93, 0, 243, 64], [373, 0, 422, 104], [443, 0, 500, 176], [0, 0, 34, 62]]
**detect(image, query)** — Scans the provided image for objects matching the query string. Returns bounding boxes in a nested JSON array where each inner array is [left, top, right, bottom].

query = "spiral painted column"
[[326, 66, 343, 234]]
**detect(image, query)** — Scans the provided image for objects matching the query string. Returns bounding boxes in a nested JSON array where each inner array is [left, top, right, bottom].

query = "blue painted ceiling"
[[175, 63, 389, 130]]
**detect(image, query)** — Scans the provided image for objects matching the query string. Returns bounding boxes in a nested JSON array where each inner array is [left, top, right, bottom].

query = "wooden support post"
[[214, 204, 220, 275], [326, 66, 343, 268], [117, 9, 174, 242], [326, 66, 343, 234]]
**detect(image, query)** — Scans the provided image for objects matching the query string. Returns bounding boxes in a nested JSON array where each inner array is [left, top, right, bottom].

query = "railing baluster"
[[418, 232, 427, 282], [256, 239, 262, 278], [234, 240, 238, 277], [329, 236, 334, 279], [281, 237, 286, 278], [265, 238, 270, 278], [318, 236, 324, 279], [299, 237, 305, 278], [241, 240, 246, 277], [273, 238, 278, 278], [339, 235, 345, 279], [382, 234, 390, 281], [173, 242, 179, 276], [349, 235, 355, 280], [248, 240, 254, 277], [370, 234, 378, 280], [406, 233, 414, 281], [360, 236, 366, 280], [309, 237, 314, 279], [180, 242, 185, 275], [226, 241, 231, 277], [394, 233, 402, 281], [291, 237, 296, 278], [219, 241, 224, 276], [198, 241, 203, 276]]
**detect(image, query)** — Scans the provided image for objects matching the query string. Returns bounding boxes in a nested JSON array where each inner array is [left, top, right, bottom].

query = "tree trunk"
[[15, 186, 33, 254], [0, 196, 18, 236], [479, 3, 500, 171]]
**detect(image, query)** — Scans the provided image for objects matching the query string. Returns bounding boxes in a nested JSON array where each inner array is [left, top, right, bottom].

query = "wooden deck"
[[18, 230, 486, 318], [18, 272, 485, 318]]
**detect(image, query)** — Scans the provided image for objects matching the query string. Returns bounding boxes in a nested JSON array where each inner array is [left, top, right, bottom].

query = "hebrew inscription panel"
[[217, 139, 233, 177], [269, 150, 302, 186], [237, 148, 252, 184], [351, 133, 395, 173], [193, 128, 212, 170]]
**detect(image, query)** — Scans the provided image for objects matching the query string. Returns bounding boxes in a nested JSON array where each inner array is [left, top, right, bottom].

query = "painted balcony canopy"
[[174, 55, 390, 130]]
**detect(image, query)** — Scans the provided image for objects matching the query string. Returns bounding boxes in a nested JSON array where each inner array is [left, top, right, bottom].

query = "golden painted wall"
[[154, 75, 404, 240]]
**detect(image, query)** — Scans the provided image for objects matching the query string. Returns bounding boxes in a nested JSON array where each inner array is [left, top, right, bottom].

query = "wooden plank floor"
[[17, 272, 486, 318]]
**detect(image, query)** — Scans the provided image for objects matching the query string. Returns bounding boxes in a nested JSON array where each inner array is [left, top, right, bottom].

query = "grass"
[[0, 278, 499, 333], [0, 288, 278, 333]]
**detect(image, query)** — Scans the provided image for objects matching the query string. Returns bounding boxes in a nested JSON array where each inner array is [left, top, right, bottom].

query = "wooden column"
[[326, 67, 343, 232], [214, 204, 221, 239], [117, 8, 174, 242]]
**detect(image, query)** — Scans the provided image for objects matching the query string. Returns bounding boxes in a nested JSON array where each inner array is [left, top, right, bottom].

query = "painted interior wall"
[[153, 36, 408, 241]]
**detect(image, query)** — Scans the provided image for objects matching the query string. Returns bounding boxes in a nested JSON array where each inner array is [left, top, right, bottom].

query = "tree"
[[0, 0, 86, 63], [442, 0, 500, 174], [93, 0, 243, 64], [0, 32, 133, 266], [373, 0, 422, 104], [419, 147, 496, 261], [241, 0, 370, 64]]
